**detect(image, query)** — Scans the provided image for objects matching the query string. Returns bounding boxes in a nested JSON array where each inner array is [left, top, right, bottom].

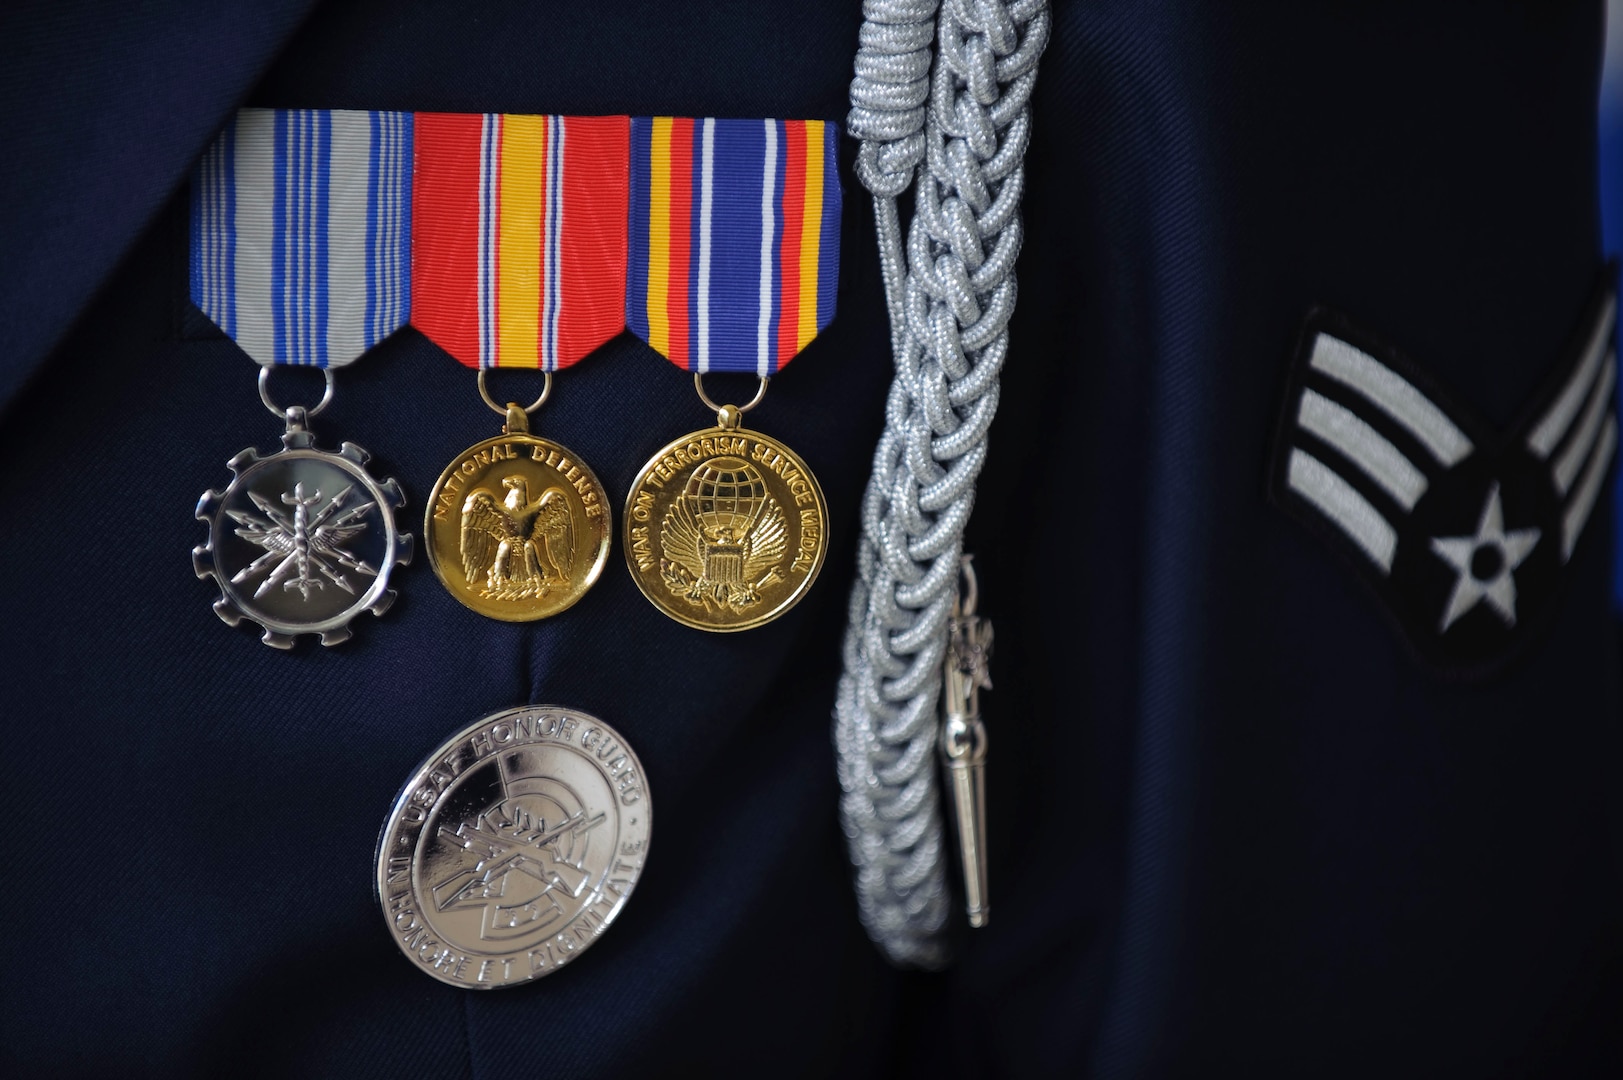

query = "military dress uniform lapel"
[[0, 0, 322, 414]]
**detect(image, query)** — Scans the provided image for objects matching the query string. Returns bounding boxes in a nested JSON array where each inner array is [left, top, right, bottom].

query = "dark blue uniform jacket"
[[1, 1, 1618, 1075]]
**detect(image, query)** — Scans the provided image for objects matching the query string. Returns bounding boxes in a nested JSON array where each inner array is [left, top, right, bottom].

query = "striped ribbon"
[[190, 108, 412, 367], [190, 111, 840, 375], [411, 113, 629, 371], [628, 118, 840, 375]]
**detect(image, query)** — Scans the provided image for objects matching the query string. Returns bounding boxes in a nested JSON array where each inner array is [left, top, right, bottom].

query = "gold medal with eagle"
[[412, 113, 629, 621], [425, 398, 611, 622], [622, 117, 840, 631]]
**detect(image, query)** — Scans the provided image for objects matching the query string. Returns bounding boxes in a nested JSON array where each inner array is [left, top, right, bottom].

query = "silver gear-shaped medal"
[[194, 405, 412, 648]]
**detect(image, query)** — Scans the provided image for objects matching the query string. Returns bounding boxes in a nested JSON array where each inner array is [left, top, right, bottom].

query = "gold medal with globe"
[[624, 377, 828, 632], [620, 115, 841, 630]]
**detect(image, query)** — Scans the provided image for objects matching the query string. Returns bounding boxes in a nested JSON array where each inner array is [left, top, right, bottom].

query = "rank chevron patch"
[[1269, 274, 1618, 677]]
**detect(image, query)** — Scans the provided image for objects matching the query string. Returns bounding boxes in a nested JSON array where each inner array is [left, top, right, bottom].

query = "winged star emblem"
[[1269, 278, 1617, 676], [659, 456, 788, 611], [226, 481, 376, 600], [460, 477, 574, 601]]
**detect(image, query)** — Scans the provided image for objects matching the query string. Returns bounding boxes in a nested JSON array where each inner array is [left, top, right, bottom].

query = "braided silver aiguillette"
[[836, 0, 1050, 967]]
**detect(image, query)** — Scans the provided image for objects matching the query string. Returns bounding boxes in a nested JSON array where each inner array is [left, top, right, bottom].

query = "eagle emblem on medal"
[[424, 427, 612, 622], [459, 478, 575, 601], [625, 422, 828, 632], [658, 457, 789, 611]]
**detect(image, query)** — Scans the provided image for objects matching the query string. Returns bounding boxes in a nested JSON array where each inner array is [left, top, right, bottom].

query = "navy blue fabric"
[[946, 4, 1623, 1076], [0, 0, 321, 408], [1, 2, 1619, 1077]]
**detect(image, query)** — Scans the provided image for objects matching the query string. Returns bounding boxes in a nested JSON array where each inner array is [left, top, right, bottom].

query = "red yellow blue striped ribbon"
[[627, 117, 841, 375]]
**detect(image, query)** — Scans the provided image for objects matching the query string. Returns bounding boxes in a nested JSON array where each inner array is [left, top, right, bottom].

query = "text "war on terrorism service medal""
[[622, 117, 840, 631], [626, 404, 828, 631]]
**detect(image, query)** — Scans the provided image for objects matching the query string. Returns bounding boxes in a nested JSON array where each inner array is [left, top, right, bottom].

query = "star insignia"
[[1268, 279, 1616, 676], [1428, 483, 1541, 632]]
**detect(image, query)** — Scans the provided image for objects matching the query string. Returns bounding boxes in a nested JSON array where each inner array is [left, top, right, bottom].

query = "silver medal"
[[375, 705, 651, 988], [194, 370, 412, 648]]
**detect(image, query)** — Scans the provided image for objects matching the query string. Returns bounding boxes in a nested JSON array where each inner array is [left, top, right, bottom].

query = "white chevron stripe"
[[1297, 389, 1429, 510], [1561, 414, 1617, 562], [1528, 293, 1618, 460], [1287, 448, 1398, 573], [1309, 333, 1473, 467], [1552, 351, 1617, 495]]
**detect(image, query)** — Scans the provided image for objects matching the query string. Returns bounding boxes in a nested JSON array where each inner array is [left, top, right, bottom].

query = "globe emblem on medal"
[[688, 458, 768, 584], [659, 456, 788, 611]]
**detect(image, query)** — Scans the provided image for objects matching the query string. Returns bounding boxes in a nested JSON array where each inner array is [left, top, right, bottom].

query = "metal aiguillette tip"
[[940, 556, 993, 929]]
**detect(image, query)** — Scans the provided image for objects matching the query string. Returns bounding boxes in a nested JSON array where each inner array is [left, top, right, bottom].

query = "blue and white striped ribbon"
[[190, 108, 413, 367]]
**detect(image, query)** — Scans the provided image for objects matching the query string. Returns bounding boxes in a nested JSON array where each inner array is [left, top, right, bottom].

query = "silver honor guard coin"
[[194, 407, 412, 648], [376, 705, 651, 988]]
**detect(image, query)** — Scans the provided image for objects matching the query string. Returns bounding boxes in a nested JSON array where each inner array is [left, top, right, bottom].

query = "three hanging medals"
[[189, 109, 838, 982], [195, 111, 836, 639]]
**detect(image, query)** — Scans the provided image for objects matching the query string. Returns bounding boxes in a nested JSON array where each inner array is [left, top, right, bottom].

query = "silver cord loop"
[[836, 0, 1049, 968], [258, 364, 334, 419], [477, 369, 552, 416]]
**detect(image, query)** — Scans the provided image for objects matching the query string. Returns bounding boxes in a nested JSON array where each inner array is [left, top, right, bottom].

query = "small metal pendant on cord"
[[621, 117, 841, 631], [190, 109, 414, 648], [941, 557, 993, 927]]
